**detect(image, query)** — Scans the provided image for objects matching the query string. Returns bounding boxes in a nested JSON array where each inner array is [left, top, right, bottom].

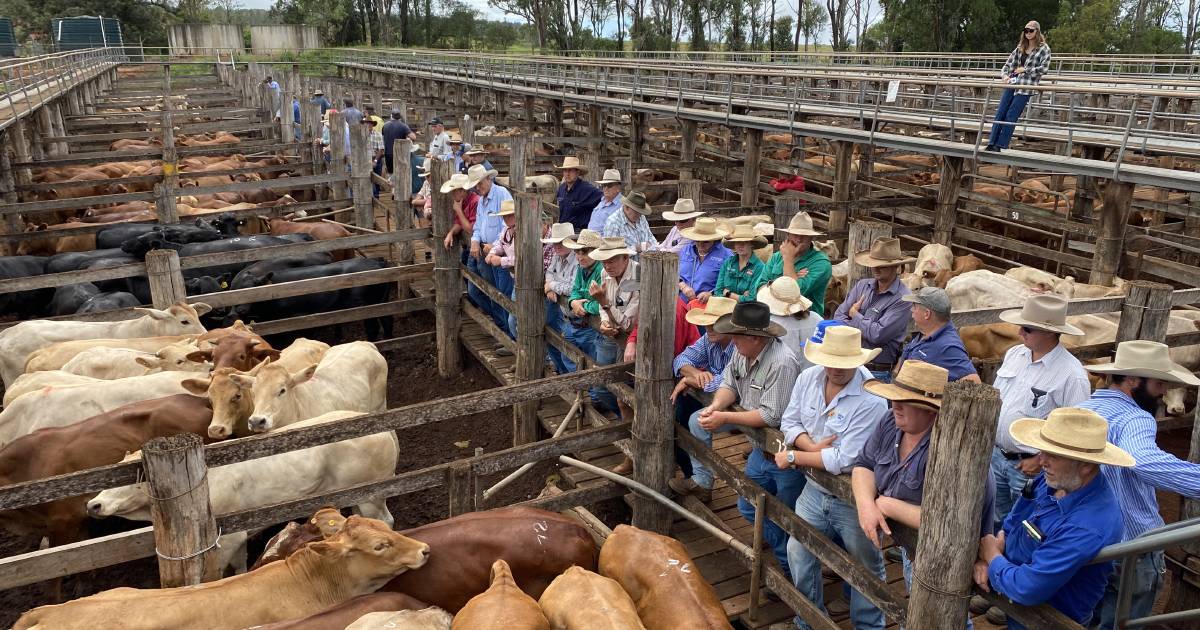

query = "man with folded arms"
[[832, 237, 914, 383]]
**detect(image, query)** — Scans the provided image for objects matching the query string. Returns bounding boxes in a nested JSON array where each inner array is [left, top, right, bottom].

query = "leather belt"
[[865, 362, 893, 372], [1001, 449, 1038, 461]]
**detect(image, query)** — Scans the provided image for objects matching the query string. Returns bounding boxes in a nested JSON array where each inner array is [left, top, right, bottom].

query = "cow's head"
[[134, 341, 209, 374], [247, 361, 318, 433], [183, 366, 258, 439], [86, 452, 150, 520], [133, 302, 210, 336], [189, 334, 279, 373], [305, 515, 429, 591]]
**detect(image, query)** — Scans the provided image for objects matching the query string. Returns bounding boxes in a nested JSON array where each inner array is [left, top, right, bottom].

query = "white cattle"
[[4, 371, 101, 406], [0, 302, 210, 386], [23, 334, 199, 374], [345, 608, 454, 630], [59, 343, 209, 380], [946, 270, 1036, 311], [0, 371, 197, 447], [903, 243, 953, 291], [244, 341, 387, 433], [1003, 267, 1075, 296], [495, 174, 559, 191], [1164, 388, 1188, 416], [86, 410, 399, 573], [1069, 278, 1126, 299], [273, 338, 331, 372]]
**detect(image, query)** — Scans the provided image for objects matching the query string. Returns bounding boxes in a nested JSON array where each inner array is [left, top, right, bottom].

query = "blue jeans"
[[545, 302, 576, 374], [741, 448, 807, 580], [466, 255, 499, 329], [788, 485, 884, 630], [674, 395, 705, 478], [1092, 552, 1163, 630], [991, 446, 1035, 532], [869, 370, 892, 384], [900, 548, 973, 629], [592, 334, 621, 414], [988, 89, 1031, 149], [492, 267, 515, 339], [685, 410, 739, 489]]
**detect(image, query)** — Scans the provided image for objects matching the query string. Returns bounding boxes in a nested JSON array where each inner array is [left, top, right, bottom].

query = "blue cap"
[[804, 319, 840, 347]]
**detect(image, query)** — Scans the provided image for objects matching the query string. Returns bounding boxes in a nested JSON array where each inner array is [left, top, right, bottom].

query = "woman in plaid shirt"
[[986, 20, 1051, 153]]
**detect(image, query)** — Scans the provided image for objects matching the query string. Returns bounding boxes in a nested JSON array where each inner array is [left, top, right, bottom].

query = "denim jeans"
[[991, 446, 1035, 532], [900, 548, 973, 629], [545, 301, 575, 374], [869, 370, 892, 384], [592, 334, 621, 414], [988, 89, 1032, 149], [788, 484, 884, 630], [674, 395, 705, 478], [1092, 551, 1164, 630], [741, 448, 807, 580], [466, 255, 499, 329], [685, 409, 739, 488], [492, 267, 515, 339]]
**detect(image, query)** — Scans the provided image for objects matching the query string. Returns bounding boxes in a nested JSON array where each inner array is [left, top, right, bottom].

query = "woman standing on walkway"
[[986, 21, 1051, 153]]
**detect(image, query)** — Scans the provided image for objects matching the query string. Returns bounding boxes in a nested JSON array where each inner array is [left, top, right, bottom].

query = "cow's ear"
[[308, 541, 348, 559], [134, 307, 170, 321], [311, 509, 347, 538], [291, 363, 318, 386], [134, 356, 158, 370], [185, 350, 212, 364], [252, 345, 281, 361], [248, 358, 270, 375], [192, 302, 213, 316], [181, 378, 211, 395]]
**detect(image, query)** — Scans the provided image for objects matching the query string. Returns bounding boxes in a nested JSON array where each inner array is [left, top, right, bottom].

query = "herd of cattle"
[[15, 508, 731, 630]]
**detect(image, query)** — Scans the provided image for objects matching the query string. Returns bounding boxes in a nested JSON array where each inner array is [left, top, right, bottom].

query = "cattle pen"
[[0, 45, 1199, 628]]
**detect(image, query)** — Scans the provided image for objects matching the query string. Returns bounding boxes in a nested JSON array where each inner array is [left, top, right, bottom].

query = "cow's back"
[[248, 592, 428, 630], [4, 371, 101, 406], [599, 524, 731, 630], [314, 342, 387, 411], [385, 507, 597, 612], [24, 335, 194, 373], [538, 565, 645, 630]]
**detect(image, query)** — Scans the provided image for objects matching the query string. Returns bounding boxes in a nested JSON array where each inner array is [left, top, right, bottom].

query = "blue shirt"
[[679, 242, 732, 297], [311, 96, 331, 114], [410, 155, 425, 195], [471, 184, 513, 245], [382, 119, 413, 156], [898, 322, 977, 381], [833, 278, 912, 365], [1080, 388, 1200, 540], [990, 474, 1123, 627], [780, 365, 886, 476], [556, 180, 603, 233], [342, 106, 364, 126], [588, 194, 623, 233], [672, 334, 736, 393]]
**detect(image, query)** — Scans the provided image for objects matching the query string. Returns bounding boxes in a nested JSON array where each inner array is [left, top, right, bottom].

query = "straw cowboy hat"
[[663, 199, 705, 222], [685, 296, 737, 327], [680, 217, 730, 242], [464, 147, 488, 156], [622, 191, 653, 216], [725, 223, 768, 249], [803, 325, 881, 369], [557, 156, 589, 174], [1084, 340, 1200, 386], [712, 301, 786, 338], [491, 199, 515, 217], [466, 163, 500, 187], [998, 294, 1085, 336], [756, 277, 812, 316], [439, 173, 472, 194], [541, 222, 575, 245], [595, 169, 622, 185], [864, 360, 949, 409], [778, 211, 823, 237], [589, 236, 636, 261], [853, 237, 917, 268], [447, 132, 463, 144], [1010, 407, 1136, 467], [563, 228, 606, 251]]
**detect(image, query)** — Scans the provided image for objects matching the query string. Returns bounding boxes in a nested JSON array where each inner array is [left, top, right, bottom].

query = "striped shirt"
[[672, 334, 736, 393], [780, 365, 886, 476], [545, 251, 578, 297], [656, 225, 692, 254], [1002, 43, 1051, 96], [471, 184, 513, 245], [719, 337, 801, 428], [603, 211, 657, 256], [588, 194, 623, 233], [1080, 388, 1200, 540]]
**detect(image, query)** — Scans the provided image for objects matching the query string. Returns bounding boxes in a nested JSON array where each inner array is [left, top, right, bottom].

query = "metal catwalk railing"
[[0, 47, 126, 130]]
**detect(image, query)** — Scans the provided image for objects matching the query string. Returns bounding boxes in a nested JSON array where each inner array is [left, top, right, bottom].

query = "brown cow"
[[246, 592, 429, 630], [188, 331, 279, 372], [599, 524, 732, 630], [253, 507, 597, 613], [0, 394, 216, 546], [452, 560, 549, 630], [538, 565, 646, 630], [15, 223, 96, 256]]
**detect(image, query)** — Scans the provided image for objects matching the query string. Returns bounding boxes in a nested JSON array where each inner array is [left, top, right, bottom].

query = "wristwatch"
[[786, 450, 796, 465]]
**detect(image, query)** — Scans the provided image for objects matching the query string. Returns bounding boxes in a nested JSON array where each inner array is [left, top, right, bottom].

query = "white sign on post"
[[886, 80, 901, 103]]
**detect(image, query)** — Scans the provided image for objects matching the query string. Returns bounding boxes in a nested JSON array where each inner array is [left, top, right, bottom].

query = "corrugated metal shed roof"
[[0, 18, 16, 57], [52, 16, 123, 51]]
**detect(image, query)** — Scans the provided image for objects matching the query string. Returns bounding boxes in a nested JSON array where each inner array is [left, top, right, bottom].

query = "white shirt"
[[994, 342, 1092, 454], [429, 131, 452, 158], [773, 314, 819, 373], [779, 365, 887, 477]]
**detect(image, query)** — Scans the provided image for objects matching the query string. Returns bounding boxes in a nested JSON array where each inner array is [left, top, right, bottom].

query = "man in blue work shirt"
[[467, 163, 513, 333], [340, 98, 363, 126], [555, 156, 602, 233], [1079, 340, 1200, 628], [975, 407, 1132, 628], [897, 286, 980, 382], [311, 89, 331, 115]]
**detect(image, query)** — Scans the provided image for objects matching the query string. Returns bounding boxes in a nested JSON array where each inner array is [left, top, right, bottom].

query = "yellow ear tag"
[[220, 281, 229, 289]]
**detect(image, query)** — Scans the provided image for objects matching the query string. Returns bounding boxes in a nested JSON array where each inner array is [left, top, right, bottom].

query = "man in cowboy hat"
[[670, 297, 739, 476], [568, 234, 640, 416], [656, 198, 705, 254], [485, 199, 520, 344], [427, 117, 451, 159], [832, 237, 914, 383], [381, 108, 415, 175], [757, 277, 817, 366], [975, 407, 1130, 627], [990, 294, 1091, 530], [588, 169, 625, 233], [438, 173, 479, 253], [310, 89, 331, 115], [603, 191, 657, 258], [897, 286, 980, 383], [555, 156, 602, 233], [760, 211, 833, 317], [678, 217, 733, 306], [543, 222, 580, 374], [777, 325, 890, 627], [1078, 340, 1200, 628], [671, 301, 803, 574], [460, 147, 493, 175], [853, 360, 995, 627], [467, 163, 514, 332]]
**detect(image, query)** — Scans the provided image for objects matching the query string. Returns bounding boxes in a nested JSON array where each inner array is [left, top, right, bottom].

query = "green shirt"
[[568, 261, 605, 315], [714, 254, 765, 302], [759, 246, 832, 316]]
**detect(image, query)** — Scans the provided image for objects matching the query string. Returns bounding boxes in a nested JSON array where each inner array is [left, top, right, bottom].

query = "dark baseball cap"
[[429, 117, 443, 126], [902, 286, 951, 316]]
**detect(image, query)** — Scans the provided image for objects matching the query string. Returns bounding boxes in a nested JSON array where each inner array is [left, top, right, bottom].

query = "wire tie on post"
[[155, 527, 223, 562]]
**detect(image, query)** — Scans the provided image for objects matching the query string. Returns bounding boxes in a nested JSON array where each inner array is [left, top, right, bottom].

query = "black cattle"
[[210, 212, 244, 237], [79, 258, 137, 294], [46, 249, 136, 274], [76, 291, 140, 314], [96, 224, 158, 250], [0, 256, 51, 318], [226, 257, 394, 340], [50, 283, 100, 316], [185, 274, 230, 296], [119, 220, 224, 258], [177, 234, 314, 280], [228, 253, 335, 291]]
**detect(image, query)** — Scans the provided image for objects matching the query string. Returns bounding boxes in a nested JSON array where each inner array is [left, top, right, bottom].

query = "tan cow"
[[599, 525, 732, 630], [903, 243, 953, 290], [4, 371, 101, 406], [59, 343, 208, 379], [538, 565, 646, 630], [452, 559, 550, 630], [1003, 267, 1075, 296], [13, 514, 430, 630], [245, 341, 388, 433], [22, 334, 199, 374], [345, 608, 453, 630]]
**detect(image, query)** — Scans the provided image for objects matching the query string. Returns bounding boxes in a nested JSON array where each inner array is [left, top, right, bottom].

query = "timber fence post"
[[461, 114, 475, 145], [328, 112, 348, 200], [146, 249, 187, 309], [1090, 181, 1134, 287], [742, 128, 763, 209], [392, 138, 415, 298], [848, 219, 893, 284], [447, 460, 475, 516], [348, 123, 375, 230], [513, 193, 545, 446], [933, 156, 965, 245], [679, 179, 703, 211], [144, 433, 221, 587], [1115, 281, 1172, 345], [509, 135, 527, 193], [906, 381, 1001, 628], [774, 196, 801, 244], [429, 158, 462, 377]]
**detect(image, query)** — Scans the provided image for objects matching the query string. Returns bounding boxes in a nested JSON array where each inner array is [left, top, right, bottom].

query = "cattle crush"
[[0, 47, 1199, 628]]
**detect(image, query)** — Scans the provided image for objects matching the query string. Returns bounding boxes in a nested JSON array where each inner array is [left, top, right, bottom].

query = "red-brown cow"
[[188, 331, 279, 372]]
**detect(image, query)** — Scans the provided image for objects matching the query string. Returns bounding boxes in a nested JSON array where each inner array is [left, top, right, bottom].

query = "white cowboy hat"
[[803, 325, 881, 369], [466, 163, 500, 188], [595, 169, 622, 185], [864, 360, 948, 409], [1010, 407, 1135, 467], [778, 211, 823, 237], [589, 236, 636, 260], [663, 198, 704, 222], [756, 277, 812, 316], [1084, 340, 1200, 386], [563, 229, 605, 251], [556, 156, 589, 174], [680, 217, 730, 242], [439, 173, 472, 194], [852, 237, 917, 268], [998, 294, 1085, 336], [685, 296, 737, 327], [491, 199, 515, 217], [541, 222, 575, 244]]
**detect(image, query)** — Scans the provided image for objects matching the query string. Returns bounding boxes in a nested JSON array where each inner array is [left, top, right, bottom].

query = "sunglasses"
[[1023, 28, 1037, 33]]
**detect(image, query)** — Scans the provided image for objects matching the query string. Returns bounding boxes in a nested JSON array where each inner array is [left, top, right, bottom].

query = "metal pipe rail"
[[0, 47, 126, 131], [1087, 517, 1200, 627]]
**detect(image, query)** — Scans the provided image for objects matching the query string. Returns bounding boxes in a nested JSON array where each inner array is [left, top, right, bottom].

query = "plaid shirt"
[[1002, 43, 1051, 96], [719, 337, 801, 428], [369, 130, 385, 154]]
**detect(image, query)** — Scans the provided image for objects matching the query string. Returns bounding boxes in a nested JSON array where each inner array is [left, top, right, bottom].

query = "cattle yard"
[[0, 47, 1199, 628]]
